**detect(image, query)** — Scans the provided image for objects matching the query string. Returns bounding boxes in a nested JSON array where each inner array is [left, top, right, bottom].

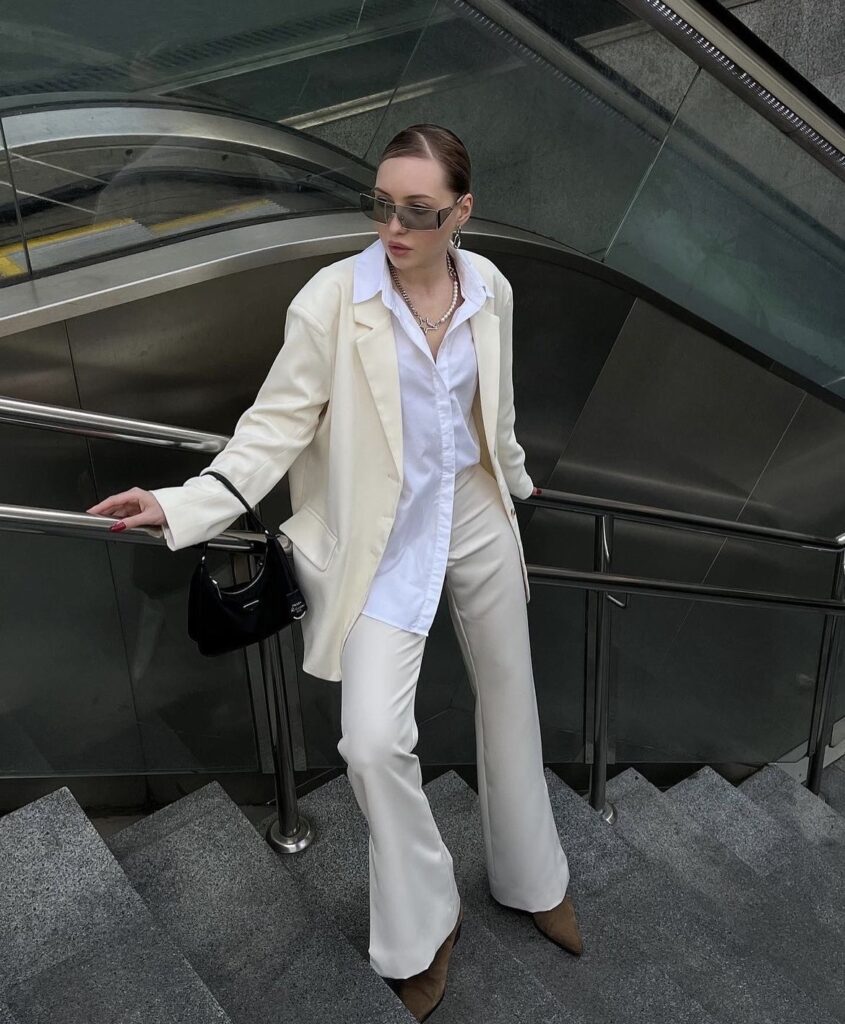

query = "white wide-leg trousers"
[[337, 460, 570, 980]]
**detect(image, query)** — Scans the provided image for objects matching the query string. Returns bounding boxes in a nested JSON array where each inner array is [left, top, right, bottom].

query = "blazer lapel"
[[354, 297, 404, 477], [470, 304, 502, 461], [353, 293, 501, 480]]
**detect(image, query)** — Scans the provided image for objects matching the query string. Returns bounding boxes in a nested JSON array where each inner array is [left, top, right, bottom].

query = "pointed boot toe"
[[532, 893, 583, 956], [397, 904, 464, 1022]]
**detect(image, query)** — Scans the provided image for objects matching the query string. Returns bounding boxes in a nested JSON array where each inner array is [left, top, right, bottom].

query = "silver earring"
[[450, 224, 462, 248]]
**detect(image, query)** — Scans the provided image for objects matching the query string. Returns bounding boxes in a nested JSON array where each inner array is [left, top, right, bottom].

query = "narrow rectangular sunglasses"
[[359, 191, 464, 231]]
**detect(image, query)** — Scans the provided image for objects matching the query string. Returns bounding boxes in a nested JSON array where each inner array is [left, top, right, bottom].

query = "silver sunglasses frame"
[[359, 191, 467, 230]]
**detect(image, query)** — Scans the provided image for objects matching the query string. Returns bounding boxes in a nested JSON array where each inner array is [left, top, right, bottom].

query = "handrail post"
[[257, 630, 312, 853], [251, 504, 312, 854], [589, 513, 615, 821], [806, 548, 845, 794]]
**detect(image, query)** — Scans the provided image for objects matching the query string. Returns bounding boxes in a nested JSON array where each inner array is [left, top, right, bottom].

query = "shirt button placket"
[[421, 364, 455, 630]]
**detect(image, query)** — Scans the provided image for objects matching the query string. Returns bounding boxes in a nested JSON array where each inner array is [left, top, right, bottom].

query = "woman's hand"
[[87, 487, 167, 533]]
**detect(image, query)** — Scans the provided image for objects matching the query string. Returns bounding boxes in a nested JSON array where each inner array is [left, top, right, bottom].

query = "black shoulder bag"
[[187, 469, 307, 656]]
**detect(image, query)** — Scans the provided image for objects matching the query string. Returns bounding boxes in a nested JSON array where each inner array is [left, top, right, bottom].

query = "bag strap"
[[200, 469, 272, 536]]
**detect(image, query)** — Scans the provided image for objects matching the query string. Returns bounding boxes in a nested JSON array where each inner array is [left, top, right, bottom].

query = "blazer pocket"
[[279, 504, 338, 571]]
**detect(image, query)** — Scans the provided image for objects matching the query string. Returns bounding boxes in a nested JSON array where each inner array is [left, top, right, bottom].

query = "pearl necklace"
[[388, 251, 459, 334]]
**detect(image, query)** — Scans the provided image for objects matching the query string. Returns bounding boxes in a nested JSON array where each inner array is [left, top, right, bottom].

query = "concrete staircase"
[[0, 758, 843, 1022]]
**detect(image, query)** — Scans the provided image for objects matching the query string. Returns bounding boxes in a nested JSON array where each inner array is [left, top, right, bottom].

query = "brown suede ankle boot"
[[532, 893, 583, 955], [492, 890, 583, 956], [395, 903, 464, 1022]]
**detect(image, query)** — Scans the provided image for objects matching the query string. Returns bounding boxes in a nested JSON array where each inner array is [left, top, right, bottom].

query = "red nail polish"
[[110, 522, 126, 532]]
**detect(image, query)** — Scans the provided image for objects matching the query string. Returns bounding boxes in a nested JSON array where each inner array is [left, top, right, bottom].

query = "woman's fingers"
[[86, 488, 166, 530], [87, 489, 140, 515], [112, 510, 160, 531], [92, 502, 137, 519]]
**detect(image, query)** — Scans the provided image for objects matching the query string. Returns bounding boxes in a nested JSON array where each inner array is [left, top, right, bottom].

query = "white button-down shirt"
[[353, 237, 495, 636]]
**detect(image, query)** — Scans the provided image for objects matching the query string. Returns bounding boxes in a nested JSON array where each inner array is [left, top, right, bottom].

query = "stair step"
[[106, 780, 413, 1023], [739, 764, 845, 854], [424, 768, 720, 1024], [276, 774, 371, 958], [107, 777, 222, 856], [0, 787, 232, 1024], [286, 772, 572, 1024], [612, 766, 844, 930], [606, 768, 845, 1021], [820, 758, 845, 816], [666, 765, 845, 937], [543, 768, 841, 1024]]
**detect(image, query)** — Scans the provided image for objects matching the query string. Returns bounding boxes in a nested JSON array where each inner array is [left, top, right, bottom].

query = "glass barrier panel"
[[345, 0, 699, 260], [0, 0, 434, 154], [605, 67, 845, 399], [107, 539, 262, 773], [612, 591, 822, 764], [177, 1, 437, 134]]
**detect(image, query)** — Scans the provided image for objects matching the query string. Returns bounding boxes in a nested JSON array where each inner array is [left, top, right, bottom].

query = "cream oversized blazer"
[[150, 243, 534, 682]]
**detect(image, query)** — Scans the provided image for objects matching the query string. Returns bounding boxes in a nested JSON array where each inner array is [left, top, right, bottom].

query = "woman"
[[87, 123, 582, 1022]]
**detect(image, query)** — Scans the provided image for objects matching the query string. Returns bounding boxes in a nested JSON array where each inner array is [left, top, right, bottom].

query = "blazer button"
[[509, 507, 516, 516]]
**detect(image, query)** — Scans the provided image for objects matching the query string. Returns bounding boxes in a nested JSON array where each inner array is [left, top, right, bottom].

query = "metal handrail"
[[1, 500, 842, 614], [4, 391, 845, 550], [0, 502, 269, 552], [514, 499, 845, 815], [0, 396, 227, 451], [518, 486, 845, 551], [524, 562, 845, 615]]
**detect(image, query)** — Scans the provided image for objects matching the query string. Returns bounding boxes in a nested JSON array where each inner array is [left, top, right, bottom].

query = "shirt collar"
[[353, 235, 494, 307]]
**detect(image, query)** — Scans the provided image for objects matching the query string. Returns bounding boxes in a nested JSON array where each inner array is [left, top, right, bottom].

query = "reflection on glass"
[[0, 1, 436, 117], [613, 594, 822, 763], [179, 1, 436, 128], [6, 131, 357, 274], [606, 69, 845, 398], [117, 541, 260, 774], [355, 2, 690, 258], [0, 119, 29, 281]]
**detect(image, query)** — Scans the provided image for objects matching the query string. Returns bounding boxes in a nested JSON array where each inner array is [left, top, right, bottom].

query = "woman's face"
[[373, 155, 472, 270]]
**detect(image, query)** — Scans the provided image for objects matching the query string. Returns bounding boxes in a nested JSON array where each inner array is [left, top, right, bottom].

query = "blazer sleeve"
[[497, 280, 534, 501], [148, 301, 333, 552]]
